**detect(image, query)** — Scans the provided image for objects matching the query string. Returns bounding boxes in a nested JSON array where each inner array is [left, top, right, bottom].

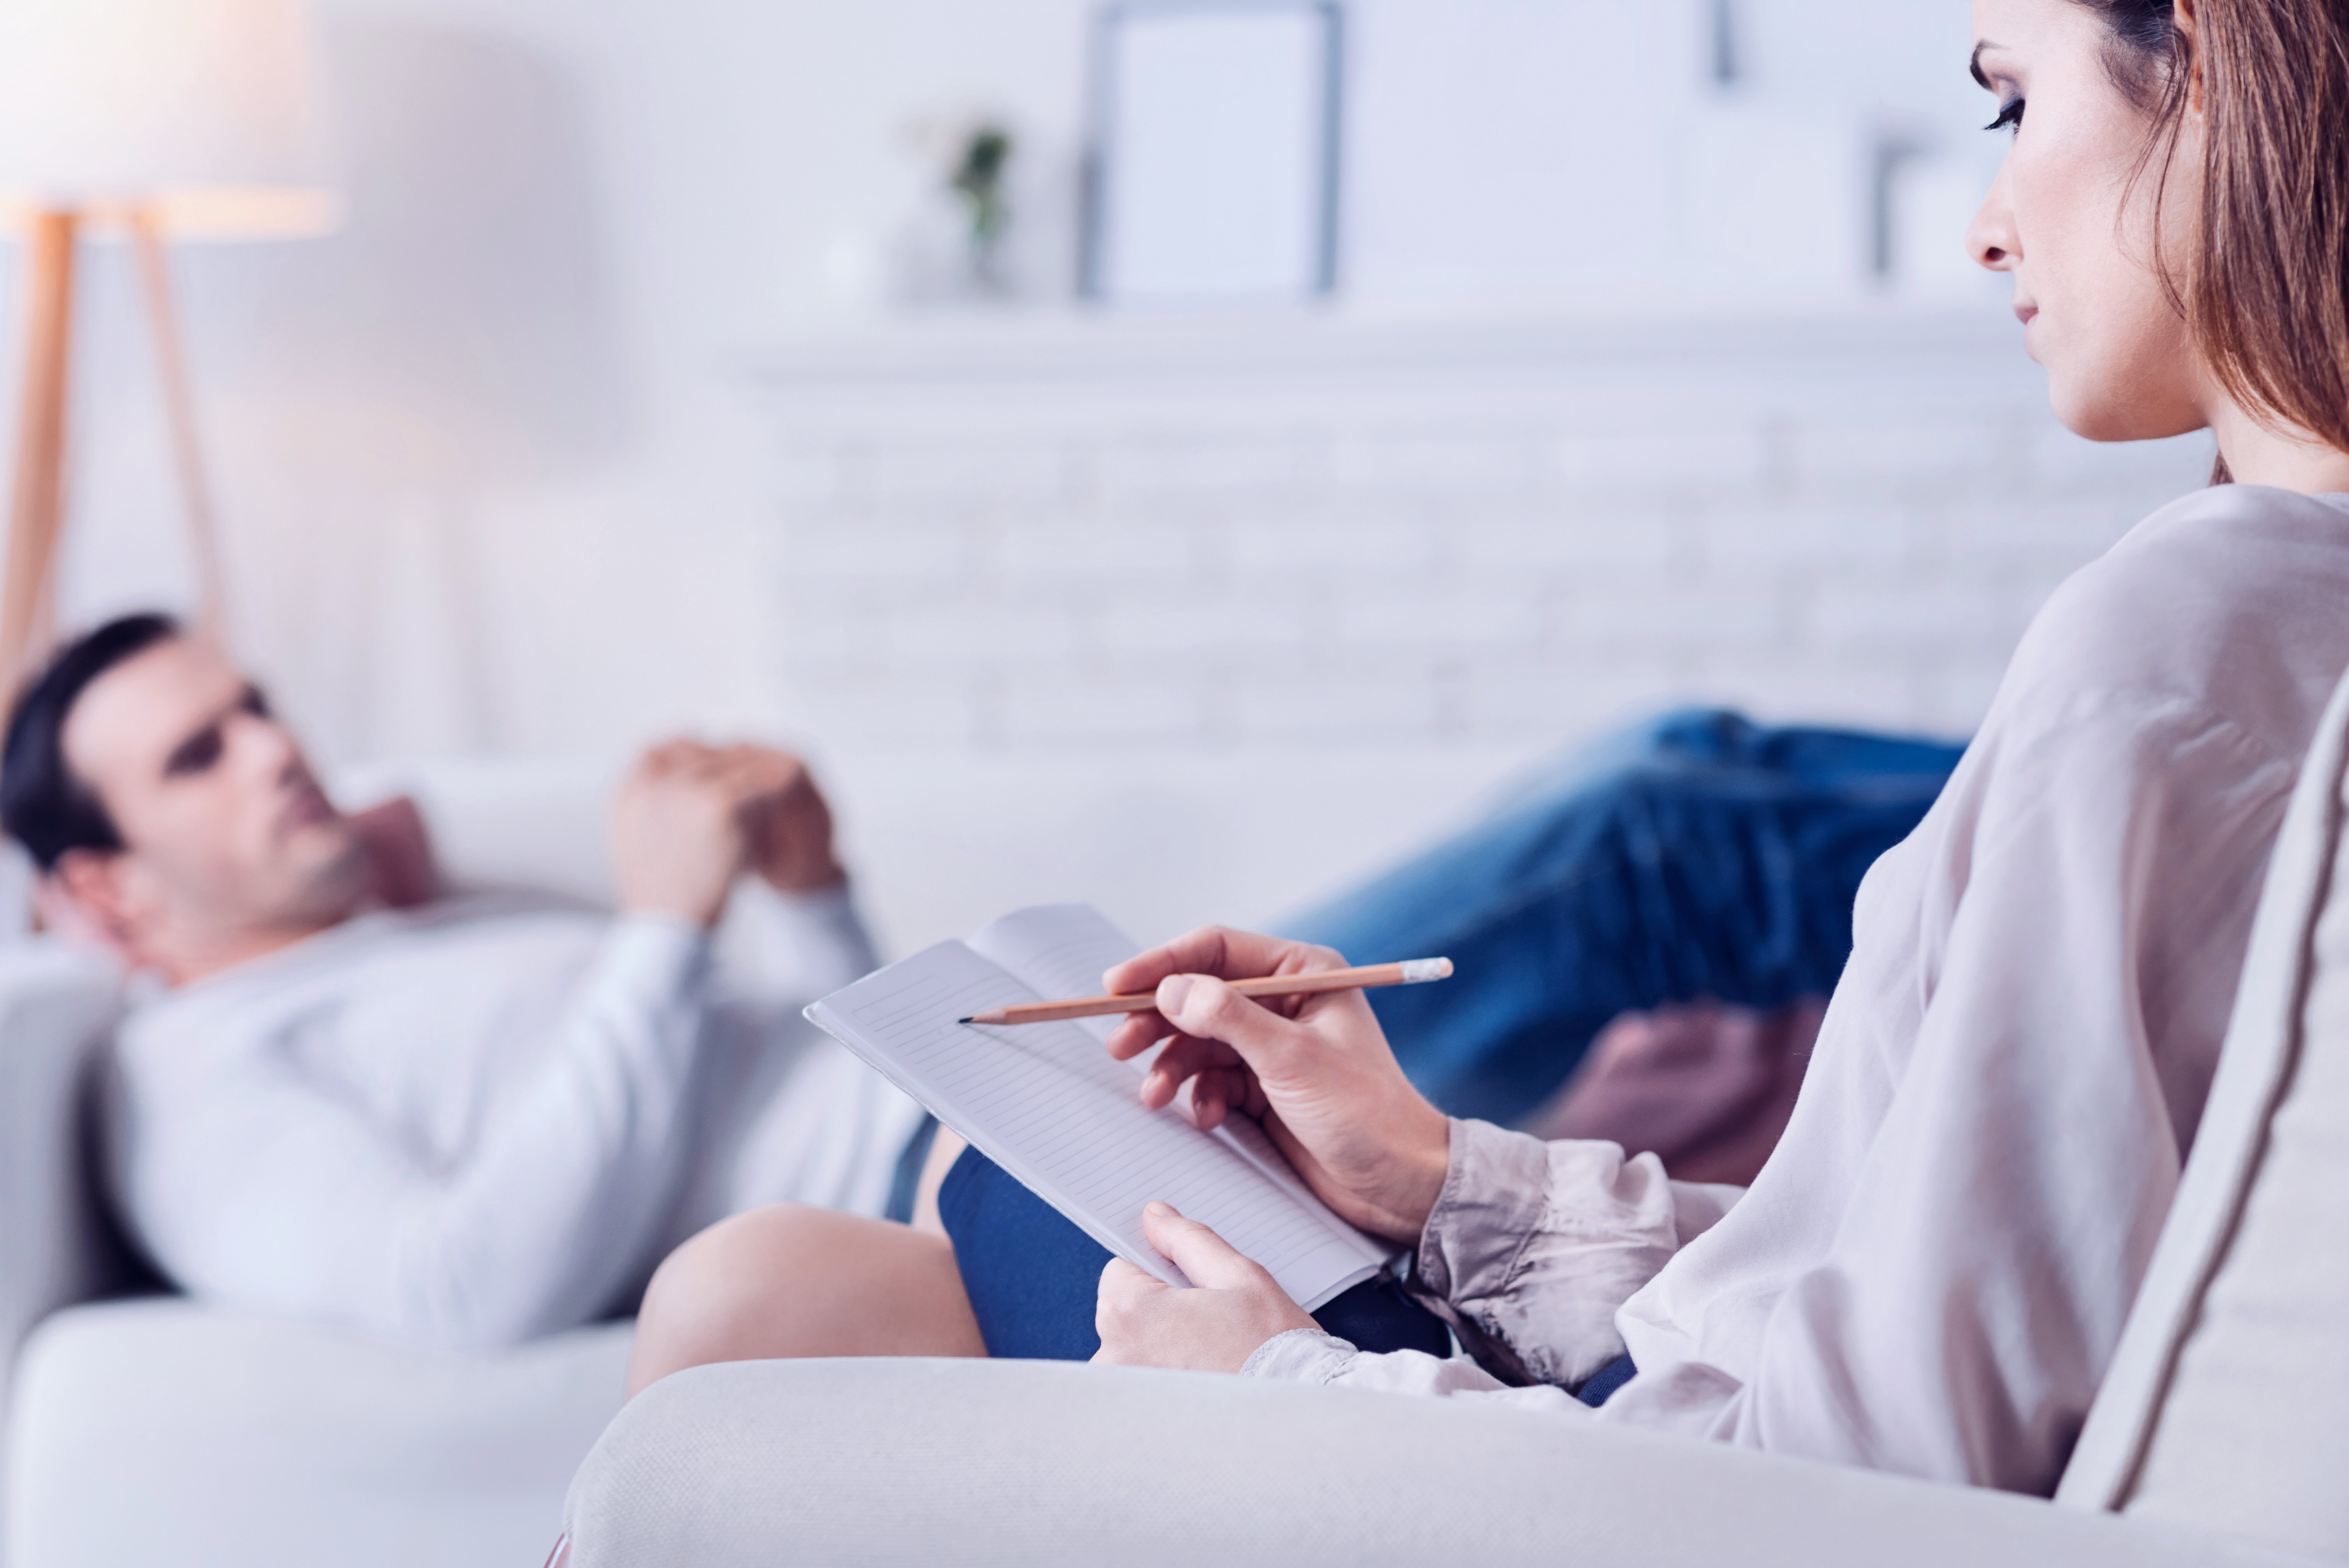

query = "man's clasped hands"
[[610, 739, 847, 926]]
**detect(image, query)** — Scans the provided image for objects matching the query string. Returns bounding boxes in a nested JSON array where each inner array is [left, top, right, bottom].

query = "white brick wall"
[[752, 307, 2212, 772]]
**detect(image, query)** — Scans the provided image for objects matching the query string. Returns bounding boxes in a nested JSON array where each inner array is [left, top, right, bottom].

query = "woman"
[[629, 0, 2349, 1497]]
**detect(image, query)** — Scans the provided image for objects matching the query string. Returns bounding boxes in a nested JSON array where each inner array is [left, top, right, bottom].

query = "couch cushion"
[[2056, 660, 2349, 1558], [0, 947, 126, 1401], [6, 1299, 627, 1568]]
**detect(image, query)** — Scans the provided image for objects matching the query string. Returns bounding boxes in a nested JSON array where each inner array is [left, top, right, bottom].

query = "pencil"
[[959, 958, 1453, 1026]]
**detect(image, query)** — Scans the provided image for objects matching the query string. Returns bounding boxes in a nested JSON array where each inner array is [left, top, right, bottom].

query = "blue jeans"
[[1278, 709, 1964, 1124]]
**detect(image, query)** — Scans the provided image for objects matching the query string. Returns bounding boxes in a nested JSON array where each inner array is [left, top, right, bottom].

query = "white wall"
[[20, 0, 2021, 739], [0, 0, 2203, 949], [735, 306, 2207, 948]]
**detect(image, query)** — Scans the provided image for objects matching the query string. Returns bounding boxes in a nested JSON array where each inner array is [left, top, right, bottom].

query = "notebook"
[[803, 902, 1398, 1310]]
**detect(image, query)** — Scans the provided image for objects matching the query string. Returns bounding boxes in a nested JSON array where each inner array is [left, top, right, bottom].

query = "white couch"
[[0, 763, 637, 1568], [555, 662, 2349, 1564]]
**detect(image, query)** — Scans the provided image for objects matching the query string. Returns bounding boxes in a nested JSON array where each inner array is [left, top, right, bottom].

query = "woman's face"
[[1968, 0, 2208, 440]]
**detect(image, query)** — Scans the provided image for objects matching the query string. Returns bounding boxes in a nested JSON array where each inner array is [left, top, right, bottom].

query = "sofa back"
[[334, 757, 619, 907], [2058, 661, 2349, 1559]]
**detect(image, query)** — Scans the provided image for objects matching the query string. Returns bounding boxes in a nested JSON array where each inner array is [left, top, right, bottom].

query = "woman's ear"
[[2175, 0, 2207, 118]]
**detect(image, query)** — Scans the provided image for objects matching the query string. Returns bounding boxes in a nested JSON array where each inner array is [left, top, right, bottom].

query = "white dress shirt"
[[105, 881, 921, 1351], [1245, 484, 2349, 1495]]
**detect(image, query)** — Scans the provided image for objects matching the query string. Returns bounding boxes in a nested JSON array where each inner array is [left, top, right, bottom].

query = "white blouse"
[[1244, 483, 2349, 1495]]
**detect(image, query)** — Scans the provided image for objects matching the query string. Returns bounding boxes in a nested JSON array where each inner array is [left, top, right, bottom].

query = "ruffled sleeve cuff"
[[1407, 1117, 1683, 1388], [1240, 1326, 1576, 1407], [1240, 1328, 1361, 1386], [1413, 1116, 1555, 1306]]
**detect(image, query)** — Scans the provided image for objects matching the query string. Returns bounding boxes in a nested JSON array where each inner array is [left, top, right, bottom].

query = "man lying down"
[[0, 613, 959, 1351], [2, 613, 1938, 1361]]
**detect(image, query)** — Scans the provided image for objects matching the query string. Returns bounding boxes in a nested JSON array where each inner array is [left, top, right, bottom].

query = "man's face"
[[61, 636, 368, 954]]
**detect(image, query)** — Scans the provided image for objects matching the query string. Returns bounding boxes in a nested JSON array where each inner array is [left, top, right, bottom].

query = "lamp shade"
[[0, 0, 337, 239]]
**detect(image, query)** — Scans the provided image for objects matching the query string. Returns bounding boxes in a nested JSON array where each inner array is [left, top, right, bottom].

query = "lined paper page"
[[807, 939, 1385, 1309], [965, 903, 1144, 1044], [965, 903, 1389, 1271]]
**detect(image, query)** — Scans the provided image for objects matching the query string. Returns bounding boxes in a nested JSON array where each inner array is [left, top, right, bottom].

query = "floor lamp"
[[0, 0, 338, 687]]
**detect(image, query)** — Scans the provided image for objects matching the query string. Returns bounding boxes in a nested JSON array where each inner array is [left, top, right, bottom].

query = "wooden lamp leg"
[[2, 210, 78, 690], [129, 209, 230, 645]]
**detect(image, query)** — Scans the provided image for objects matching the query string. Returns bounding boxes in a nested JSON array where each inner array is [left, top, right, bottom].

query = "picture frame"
[[1078, 0, 1345, 305]]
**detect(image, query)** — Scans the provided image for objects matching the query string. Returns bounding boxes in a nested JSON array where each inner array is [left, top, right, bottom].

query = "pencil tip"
[[957, 1016, 974, 1024]]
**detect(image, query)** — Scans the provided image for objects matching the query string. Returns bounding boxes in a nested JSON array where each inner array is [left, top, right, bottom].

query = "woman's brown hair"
[[2080, 0, 2349, 468]]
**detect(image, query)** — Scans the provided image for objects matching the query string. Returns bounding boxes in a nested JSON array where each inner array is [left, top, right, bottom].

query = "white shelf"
[[738, 299, 2030, 394]]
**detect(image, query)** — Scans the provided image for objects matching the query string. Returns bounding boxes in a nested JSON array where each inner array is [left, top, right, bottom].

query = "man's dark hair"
[[1, 613, 183, 871]]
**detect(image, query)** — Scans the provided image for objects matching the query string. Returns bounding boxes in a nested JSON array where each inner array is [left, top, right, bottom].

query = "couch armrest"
[[0, 945, 127, 1417], [563, 1359, 2307, 1568]]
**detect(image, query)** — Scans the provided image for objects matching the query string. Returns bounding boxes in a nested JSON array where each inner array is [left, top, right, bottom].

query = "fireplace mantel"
[[739, 302, 2034, 407]]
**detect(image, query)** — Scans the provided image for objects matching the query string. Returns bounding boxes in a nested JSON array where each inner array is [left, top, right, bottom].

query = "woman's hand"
[[1103, 927, 1451, 1244], [1093, 1203, 1315, 1372]]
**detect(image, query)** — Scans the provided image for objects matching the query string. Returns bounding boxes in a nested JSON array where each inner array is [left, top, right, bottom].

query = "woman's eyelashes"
[[1985, 97, 2025, 134]]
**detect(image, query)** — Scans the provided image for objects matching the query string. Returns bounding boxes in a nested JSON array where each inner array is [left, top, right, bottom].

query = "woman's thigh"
[[627, 1204, 984, 1394]]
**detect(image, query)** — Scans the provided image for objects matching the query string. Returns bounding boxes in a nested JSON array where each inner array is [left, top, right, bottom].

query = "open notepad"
[[804, 903, 1397, 1310]]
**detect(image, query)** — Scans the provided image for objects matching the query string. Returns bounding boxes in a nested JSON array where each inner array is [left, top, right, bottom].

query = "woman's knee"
[[647, 1205, 823, 1315], [628, 1204, 983, 1394], [630, 1204, 834, 1393]]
